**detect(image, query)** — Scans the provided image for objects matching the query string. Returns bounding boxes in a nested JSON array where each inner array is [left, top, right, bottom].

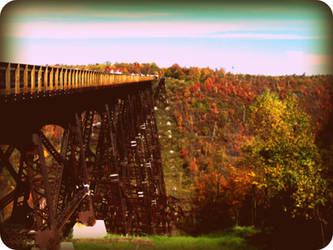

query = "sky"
[[0, 0, 332, 75]]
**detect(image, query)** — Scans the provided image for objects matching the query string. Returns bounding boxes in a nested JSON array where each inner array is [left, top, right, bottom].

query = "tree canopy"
[[242, 91, 327, 218]]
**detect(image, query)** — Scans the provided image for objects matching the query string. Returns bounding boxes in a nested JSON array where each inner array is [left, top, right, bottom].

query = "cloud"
[[9, 7, 175, 20], [90, 11, 175, 19], [211, 33, 318, 40], [4, 20, 317, 40], [4, 21, 240, 39]]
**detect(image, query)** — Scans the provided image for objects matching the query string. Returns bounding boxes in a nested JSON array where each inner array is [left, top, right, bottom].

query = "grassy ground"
[[72, 226, 258, 250]]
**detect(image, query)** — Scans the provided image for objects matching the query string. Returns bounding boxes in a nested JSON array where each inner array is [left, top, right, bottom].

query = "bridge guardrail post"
[[77, 69, 80, 88], [64, 68, 67, 90], [74, 69, 77, 88], [69, 69, 72, 89], [31, 65, 35, 92], [44, 66, 48, 92], [86, 71, 89, 87], [5, 63, 11, 95], [72, 69, 75, 88], [60, 68, 63, 90], [37, 66, 42, 92], [67, 69, 70, 89], [82, 71, 85, 88], [87, 71, 89, 87], [49, 67, 54, 91], [15, 64, 20, 94], [79, 70, 82, 88], [82, 70, 84, 88], [83, 71, 86, 88], [88, 71, 91, 87], [74, 69, 78, 88], [23, 64, 28, 93], [74, 68, 76, 88], [55, 67, 59, 90]]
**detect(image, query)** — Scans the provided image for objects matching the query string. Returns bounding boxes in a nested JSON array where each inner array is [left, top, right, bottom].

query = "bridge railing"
[[0, 62, 155, 95]]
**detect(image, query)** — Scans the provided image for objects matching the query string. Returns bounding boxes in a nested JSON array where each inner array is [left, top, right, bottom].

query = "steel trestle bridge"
[[0, 62, 167, 249]]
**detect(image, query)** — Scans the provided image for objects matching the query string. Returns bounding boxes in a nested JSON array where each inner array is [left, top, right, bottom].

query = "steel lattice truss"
[[0, 77, 167, 249]]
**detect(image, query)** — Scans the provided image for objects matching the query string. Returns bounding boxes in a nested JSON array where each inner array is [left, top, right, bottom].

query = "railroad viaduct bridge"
[[0, 62, 168, 249]]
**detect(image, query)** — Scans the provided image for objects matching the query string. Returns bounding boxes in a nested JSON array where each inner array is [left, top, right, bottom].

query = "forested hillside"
[[153, 66, 333, 249], [51, 61, 333, 249]]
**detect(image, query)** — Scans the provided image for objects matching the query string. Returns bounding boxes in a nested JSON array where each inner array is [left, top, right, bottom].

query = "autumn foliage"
[[155, 65, 333, 248], [49, 62, 333, 247]]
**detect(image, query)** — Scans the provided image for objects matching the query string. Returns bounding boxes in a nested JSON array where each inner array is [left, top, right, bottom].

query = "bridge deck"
[[0, 62, 156, 146], [0, 62, 155, 99]]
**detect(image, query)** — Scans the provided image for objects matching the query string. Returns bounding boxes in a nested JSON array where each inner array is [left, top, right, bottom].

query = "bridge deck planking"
[[0, 62, 155, 97]]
